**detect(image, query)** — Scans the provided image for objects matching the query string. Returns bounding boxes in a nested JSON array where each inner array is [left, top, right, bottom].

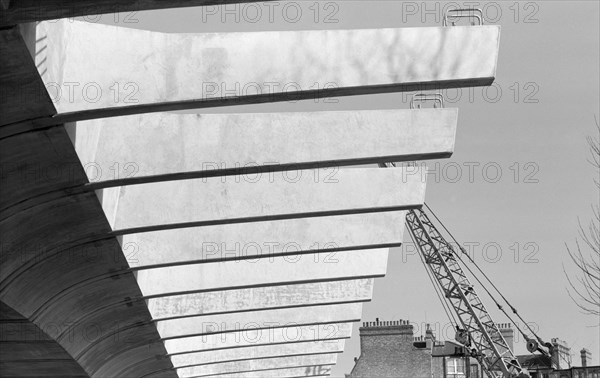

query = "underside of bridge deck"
[[0, 6, 499, 377]]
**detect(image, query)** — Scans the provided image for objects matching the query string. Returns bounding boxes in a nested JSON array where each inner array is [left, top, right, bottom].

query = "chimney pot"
[[581, 348, 591, 367]]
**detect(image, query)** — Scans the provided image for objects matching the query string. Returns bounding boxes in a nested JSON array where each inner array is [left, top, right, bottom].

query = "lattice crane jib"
[[406, 208, 527, 378]]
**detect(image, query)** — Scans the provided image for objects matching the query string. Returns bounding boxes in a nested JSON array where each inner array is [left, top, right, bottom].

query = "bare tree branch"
[[564, 117, 600, 317]]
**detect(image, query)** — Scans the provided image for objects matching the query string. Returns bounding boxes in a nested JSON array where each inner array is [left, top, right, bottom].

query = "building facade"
[[346, 319, 597, 378], [346, 319, 479, 378], [519, 344, 600, 378]]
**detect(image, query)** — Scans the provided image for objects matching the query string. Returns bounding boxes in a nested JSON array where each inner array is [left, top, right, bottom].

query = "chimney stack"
[[581, 348, 591, 367], [550, 338, 571, 369], [496, 323, 514, 352], [425, 323, 435, 349]]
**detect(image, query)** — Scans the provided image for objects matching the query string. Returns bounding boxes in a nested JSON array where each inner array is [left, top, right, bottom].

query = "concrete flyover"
[[0, 6, 500, 377]]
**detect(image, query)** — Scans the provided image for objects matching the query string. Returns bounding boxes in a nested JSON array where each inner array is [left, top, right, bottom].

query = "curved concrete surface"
[[0, 301, 88, 377], [0, 125, 87, 213], [1, 23, 177, 373], [0, 26, 54, 126]]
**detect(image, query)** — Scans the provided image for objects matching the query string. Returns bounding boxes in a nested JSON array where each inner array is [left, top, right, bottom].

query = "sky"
[[87, 1, 600, 376]]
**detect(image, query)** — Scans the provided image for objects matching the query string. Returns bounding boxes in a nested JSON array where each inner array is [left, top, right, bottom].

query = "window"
[[470, 364, 480, 378], [446, 358, 466, 378]]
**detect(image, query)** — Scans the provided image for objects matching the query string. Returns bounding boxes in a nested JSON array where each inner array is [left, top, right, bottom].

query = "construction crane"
[[407, 205, 527, 378], [380, 93, 553, 378]]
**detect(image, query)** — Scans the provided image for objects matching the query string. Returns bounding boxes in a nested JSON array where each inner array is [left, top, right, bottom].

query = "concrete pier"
[[156, 303, 362, 339]]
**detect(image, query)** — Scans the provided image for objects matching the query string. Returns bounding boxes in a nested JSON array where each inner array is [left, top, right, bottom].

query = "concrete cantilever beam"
[[34, 20, 499, 118], [164, 323, 353, 355], [147, 280, 374, 320], [0, 149, 422, 378], [0, 166, 422, 286], [71, 108, 457, 189], [104, 167, 426, 232], [156, 303, 363, 340], [156, 303, 357, 375], [170, 340, 346, 368], [159, 304, 357, 376], [1, 228, 382, 323], [177, 354, 337, 377], [0, 166, 418, 376], [136, 249, 389, 297], [125, 212, 405, 268], [182, 365, 334, 378], [3, 105, 454, 221], [241, 371, 330, 378]]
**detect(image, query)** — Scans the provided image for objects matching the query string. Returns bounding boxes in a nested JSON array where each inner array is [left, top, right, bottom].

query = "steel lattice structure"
[[405, 207, 525, 378]]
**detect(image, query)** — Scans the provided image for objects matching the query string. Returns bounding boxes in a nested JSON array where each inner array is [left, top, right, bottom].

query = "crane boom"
[[384, 90, 549, 377], [406, 207, 527, 378]]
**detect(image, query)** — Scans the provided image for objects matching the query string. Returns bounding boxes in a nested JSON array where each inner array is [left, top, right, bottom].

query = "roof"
[[517, 354, 553, 370]]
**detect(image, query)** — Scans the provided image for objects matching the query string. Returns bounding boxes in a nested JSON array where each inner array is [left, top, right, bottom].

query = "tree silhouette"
[[564, 116, 600, 317]]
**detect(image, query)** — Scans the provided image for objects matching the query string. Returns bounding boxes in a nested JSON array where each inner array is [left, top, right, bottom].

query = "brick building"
[[518, 343, 600, 378], [346, 319, 598, 378], [345, 319, 479, 378]]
